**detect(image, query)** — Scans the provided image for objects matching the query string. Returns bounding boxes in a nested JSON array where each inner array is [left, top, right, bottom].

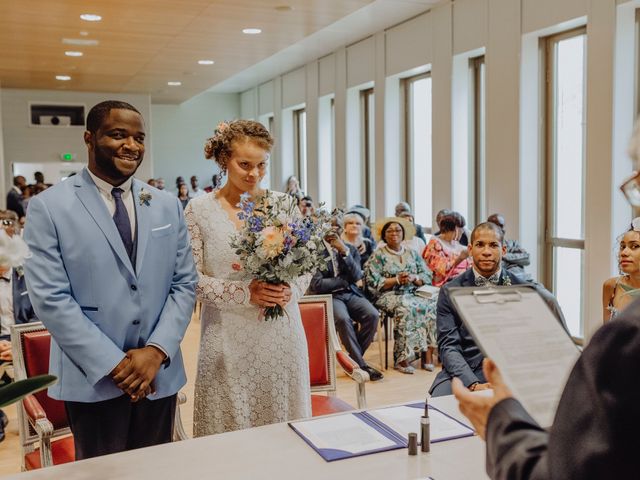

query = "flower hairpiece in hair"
[[215, 121, 229, 135], [632, 217, 640, 232]]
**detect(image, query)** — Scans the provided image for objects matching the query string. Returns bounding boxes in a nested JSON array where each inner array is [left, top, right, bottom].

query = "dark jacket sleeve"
[[436, 285, 480, 387], [6, 190, 25, 218], [503, 240, 530, 267], [309, 245, 361, 294], [485, 301, 640, 480]]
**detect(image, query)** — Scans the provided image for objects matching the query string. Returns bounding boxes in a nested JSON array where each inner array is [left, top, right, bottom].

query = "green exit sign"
[[60, 153, 75, 161]]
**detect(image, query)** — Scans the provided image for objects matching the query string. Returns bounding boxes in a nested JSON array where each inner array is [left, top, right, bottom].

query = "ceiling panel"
[[0, 0, 375, 103]]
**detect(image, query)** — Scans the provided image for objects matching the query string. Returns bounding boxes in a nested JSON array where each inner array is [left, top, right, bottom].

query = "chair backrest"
[[298, 295, 340, 393], [11, 322, 70, 431]]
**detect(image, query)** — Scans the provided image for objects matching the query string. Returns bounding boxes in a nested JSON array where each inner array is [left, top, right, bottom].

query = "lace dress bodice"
[[184, 191, 311, 436]]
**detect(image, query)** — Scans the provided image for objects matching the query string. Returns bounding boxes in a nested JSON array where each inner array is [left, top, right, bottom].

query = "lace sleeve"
[[184, 204, 251, 308], [290, 273, 312, 303]]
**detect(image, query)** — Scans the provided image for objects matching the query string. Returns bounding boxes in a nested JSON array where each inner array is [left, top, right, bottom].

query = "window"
[[403, 74, 432, 230], [293, 108, 307, 193], [470, 56, 486, 226], [259, 114, 274, 189], [318, 96, 335, 208], [544, 28, 587, 338], [361, 88, 375, 215]]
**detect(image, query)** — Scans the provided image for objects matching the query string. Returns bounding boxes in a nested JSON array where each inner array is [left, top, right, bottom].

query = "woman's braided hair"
[[204, 120, 274, 174]]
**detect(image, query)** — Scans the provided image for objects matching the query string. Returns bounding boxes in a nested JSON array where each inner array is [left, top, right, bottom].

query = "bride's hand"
[[249, 280, 292, 308]]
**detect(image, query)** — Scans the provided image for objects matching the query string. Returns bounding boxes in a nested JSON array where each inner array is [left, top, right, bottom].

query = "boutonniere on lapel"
[[138, 189, 153, 206], [501, 273, 512, 287], [15, 266, 24, 278]]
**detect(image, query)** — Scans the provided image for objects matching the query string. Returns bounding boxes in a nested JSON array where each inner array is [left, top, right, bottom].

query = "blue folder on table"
[[289, 402, 474, 462]]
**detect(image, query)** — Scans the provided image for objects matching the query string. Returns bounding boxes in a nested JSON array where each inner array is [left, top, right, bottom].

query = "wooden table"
[[7, 395, 489, 480]]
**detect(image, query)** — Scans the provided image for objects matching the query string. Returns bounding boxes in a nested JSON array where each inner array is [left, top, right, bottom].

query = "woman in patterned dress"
[[185, 120, 311, 436], [365, 218, 438, 373]]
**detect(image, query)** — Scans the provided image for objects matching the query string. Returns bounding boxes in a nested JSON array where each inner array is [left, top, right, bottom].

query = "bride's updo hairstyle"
[[204, 120, 274, 175]]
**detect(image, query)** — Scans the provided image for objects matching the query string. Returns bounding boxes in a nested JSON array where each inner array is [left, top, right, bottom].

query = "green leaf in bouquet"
[[0, 374, 57, 408]]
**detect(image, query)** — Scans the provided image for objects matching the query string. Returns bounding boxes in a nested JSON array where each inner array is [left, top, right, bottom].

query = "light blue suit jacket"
[[23, 168, 198, 402]]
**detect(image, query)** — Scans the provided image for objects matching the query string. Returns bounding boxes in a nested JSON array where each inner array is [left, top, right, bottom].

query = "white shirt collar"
[[472, 266, 502, 281], [87, 168, 133, 196]]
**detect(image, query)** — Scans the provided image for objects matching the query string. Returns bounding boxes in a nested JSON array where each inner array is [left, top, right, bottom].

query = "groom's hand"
[[112, 346, 165, 400]]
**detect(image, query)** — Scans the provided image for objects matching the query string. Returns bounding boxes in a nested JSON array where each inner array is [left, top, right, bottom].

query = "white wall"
[[1, 89, 153, 190], [238, 0, 632, 340], [150, 92, 240, 194]]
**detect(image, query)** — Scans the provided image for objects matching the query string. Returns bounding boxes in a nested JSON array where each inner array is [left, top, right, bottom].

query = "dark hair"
[[86, 101, 141, 133], [452, 211, 466, 228], [13, 176, 25, 187], [438, 213, 458, 233], [381, 221, 405, 241], [34, 171, 45, 183], [470, 222, 505, 244], [204, 120, 274, 173]]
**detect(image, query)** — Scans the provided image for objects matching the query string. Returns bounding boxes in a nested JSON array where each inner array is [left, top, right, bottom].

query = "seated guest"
[[487, 213, 532, 281], [395, 202, 427, 244], [398, 211, 427, 255], [365, 218, 437, 373], [603, 218, 640, 321], [155, 177, 166, 190], [347, 205, 375, 244], [0, 211, 37, 442], [309, 214, 383, 381], [147, 178, 157, 188], [429, 222, 566, 397], [342, 212, 375, 268], [6, 176, 26, 223], [433, 209, 451, 236], [453, 211, 471, 246], [298, 195, 315, 217], [177, 183, 191, 209], [423, 211, 471, 287], [286, 175, 304, 200]]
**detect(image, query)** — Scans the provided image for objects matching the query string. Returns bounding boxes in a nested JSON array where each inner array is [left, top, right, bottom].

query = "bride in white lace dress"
[[184, 120, 311, 436]]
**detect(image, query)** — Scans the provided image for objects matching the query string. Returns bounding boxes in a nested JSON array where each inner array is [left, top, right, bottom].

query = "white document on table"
[[367, 404, 474, 443], [449, 286, 581, 428]]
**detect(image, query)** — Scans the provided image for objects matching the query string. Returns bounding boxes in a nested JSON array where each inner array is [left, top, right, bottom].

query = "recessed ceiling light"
[[63, 38, 99, 46], [56, 75, 71, 81], [242, 28, 262, 35], [65, 51, 83, 57], [167, 81, 182, 86], [80, 14, 102, 22], [79, 31, 89, 36], [198, 60, 215, 65]]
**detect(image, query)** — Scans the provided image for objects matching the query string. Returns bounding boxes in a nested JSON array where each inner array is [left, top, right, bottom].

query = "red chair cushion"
[[22, 330, 69, 430], [24, 436, 75, 470], [311, 395, 354, 417], [299, 303, 330, 387]]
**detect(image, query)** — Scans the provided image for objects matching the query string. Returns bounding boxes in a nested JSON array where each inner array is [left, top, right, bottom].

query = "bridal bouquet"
[[231, 192, 331, 320]]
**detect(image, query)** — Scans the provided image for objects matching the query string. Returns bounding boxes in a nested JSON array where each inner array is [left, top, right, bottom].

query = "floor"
[[0, 313, 439, 476]]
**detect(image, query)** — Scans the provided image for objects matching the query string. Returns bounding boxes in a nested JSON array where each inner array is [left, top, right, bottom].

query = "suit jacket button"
[[130, 285, 137, 291], [132, 320, 140, 325]]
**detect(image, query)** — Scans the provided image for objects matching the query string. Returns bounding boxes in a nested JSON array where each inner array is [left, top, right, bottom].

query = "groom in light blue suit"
[[23, 101, 198, 459]]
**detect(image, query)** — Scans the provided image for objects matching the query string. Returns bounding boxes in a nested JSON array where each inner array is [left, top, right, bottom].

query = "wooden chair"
[[298, 295, 369, 416], [10, 322, 189, 471]]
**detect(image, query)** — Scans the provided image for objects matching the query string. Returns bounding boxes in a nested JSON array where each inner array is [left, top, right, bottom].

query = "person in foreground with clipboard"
[[452, 121, 640, 480]]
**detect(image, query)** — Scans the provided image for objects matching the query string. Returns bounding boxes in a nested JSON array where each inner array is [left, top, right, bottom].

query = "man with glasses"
[[452, 122, 640, 479]]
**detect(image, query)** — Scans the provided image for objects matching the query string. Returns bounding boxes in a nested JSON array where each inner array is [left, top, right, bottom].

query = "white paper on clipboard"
[[449, 285, 580, 428]]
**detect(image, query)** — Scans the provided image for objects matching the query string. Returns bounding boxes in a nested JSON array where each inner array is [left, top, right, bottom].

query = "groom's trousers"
[[65, 393, 177, 460]]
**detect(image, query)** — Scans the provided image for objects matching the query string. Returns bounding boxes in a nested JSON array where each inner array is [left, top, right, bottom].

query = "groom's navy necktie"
[[111, 187, 134, 262]]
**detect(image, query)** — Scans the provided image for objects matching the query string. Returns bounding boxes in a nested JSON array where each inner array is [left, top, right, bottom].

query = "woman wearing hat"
[[364, 217, 438, 373]]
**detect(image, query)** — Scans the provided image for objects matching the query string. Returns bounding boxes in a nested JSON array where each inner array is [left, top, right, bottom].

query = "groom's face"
[[84, 108, 146, 186]]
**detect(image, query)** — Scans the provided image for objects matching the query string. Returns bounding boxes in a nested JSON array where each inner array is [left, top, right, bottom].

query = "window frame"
[[293, 107, 307, 193], [360, 88, 375, 216], [469, 56, 486, 227]]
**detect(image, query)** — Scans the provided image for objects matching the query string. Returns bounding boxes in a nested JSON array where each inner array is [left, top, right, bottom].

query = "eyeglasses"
[[620, 171, 640, 207], [0, 219, 15, 227]]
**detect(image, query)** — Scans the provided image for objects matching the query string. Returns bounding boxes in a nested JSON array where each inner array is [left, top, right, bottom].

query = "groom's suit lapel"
[[74, 169, 135, 278], [132, 179, 150, 276]]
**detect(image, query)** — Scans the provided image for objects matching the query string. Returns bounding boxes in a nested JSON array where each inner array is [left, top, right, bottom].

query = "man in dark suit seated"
[[6, 176, 26, 223], [429, 222, 565, 397], [309, 214, 383, 381]]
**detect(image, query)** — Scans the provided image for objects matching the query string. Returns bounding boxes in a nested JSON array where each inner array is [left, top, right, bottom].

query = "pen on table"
[[421, 396, 431, 453]]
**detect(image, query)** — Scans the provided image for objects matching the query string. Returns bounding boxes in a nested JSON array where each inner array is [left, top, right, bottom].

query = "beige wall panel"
[[522, 0, 588, 34], [318, 54, 336, 97], [453, 0, 488, 54], [346, 36, 376, 88], [385, 13, 432, 77], [258, 81, 275, 116], [281, 67, 306, 108]]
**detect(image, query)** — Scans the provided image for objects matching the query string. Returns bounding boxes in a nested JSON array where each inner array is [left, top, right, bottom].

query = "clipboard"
[[448, 285, 580, 428]]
